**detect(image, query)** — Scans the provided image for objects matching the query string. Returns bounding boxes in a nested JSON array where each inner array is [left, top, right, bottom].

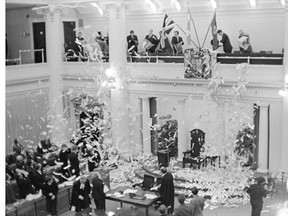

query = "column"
[[258, 106, 269, 172], [281, 3, 288, 172], [177, 99, 186, 161], [217, 101, 225, 153], [106, 2, 130, 153], [141, 97, 151, 154], [40, 7, 67, 144]]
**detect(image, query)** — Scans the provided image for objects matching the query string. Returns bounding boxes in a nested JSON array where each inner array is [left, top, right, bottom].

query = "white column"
[[43, 7, 67, 144], [258, 106, 269, 172], [141, 97, 151, 154], [217, 101, 225, 153], [106, 2, 130, 153], [177, 99, 186, 161], [281, 3, 288, 172]]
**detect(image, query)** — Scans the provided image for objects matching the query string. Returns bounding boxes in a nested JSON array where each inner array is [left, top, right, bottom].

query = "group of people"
[[127, 29, 184, 56], [212, 29, 253, 54], [64, 31, 109, 62], [6, 135, 103, 216]]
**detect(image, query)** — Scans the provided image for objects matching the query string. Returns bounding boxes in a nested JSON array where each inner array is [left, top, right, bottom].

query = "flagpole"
[[201, 10, 216, 48], [188, 3, 201, 48], [175, 23, 199, 48]]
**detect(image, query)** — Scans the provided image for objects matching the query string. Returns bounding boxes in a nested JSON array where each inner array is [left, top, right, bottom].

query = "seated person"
[[15, 171, 35, 199], [6, 174, 17, 204], [159, 204, 171, 216], [144, 29, 159, 53], [15, 155, 29, 178], [238, 29, 252, 54], [171, 31, 184, 55]]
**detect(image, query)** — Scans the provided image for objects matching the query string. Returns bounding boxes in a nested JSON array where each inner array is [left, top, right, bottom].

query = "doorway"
[[63, 21, 77, 52], [33, 22, 46, 63]]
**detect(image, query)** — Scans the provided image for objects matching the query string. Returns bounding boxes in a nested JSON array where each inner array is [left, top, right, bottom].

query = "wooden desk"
[[105, 186, 160, 216]]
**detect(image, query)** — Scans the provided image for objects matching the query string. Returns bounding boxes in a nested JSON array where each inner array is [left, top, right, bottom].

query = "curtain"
[[149, 97, 158, 155], [6, 90, 49, 155]]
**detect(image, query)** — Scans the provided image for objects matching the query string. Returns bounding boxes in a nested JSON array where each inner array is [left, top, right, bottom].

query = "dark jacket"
[[70, 179, 91, 212]]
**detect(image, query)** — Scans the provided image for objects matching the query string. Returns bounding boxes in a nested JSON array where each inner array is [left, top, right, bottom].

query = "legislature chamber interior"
[[4, 0, 288, 215]]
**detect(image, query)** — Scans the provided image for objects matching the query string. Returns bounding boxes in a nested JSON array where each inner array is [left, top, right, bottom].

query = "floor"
[[59, 191, 288, 216]]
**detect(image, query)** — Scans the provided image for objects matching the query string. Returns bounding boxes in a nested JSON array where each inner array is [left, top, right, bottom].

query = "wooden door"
[[33, 22, 46, 63]]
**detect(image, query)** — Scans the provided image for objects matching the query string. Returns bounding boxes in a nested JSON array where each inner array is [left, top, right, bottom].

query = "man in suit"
[[217, 29, 233, 53], [70, 175, 92, 215], [127, 30, 139, 55], [144, 29, 159, 53], [190, 187, 205, 216], [246, 177, 271, 216], [156, 166, 175, 214], [171, 31, 184, 55], [91, 172, 106, 211], [174, 194, 193, 216]]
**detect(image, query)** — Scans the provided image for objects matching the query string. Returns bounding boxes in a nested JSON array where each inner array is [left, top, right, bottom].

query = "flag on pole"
[[162, 14, 175, 35], [211, 11, 218, 51], [186, 7, 192, 45]]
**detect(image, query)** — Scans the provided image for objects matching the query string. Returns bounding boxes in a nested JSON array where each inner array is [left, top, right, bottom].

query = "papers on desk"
[[144, 194, 158, 199], [113, 192, 125, 198], [123, 189, 138, 194]]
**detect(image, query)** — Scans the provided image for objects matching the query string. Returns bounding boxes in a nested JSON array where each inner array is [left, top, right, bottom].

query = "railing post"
[[18, 50, 22, 65], [41, 48, 44, 63]]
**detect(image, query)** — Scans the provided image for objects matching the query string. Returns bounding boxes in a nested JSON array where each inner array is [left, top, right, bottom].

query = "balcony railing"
[[6, 49, 45, 66]]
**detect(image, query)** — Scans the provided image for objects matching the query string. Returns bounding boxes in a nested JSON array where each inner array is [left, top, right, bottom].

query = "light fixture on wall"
[[22, 30, 30, 37], [210, 0, 217, 10], [249, 0, 256, 8], [279, 74, 288, 97], [102, 68, 117, 88], [171, 0, 181, 11], [91, 2, 103, 15]]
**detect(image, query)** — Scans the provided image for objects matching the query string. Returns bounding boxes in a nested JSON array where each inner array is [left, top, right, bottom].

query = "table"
[[105, 186, 160, 216]]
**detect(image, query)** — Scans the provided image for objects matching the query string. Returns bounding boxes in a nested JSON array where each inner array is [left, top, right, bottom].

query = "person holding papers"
[[238, 29, 253, 54]]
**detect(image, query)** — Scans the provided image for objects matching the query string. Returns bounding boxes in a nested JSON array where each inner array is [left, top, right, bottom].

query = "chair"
[[157, 150, 170, 168], [132, 174, 155, 191], [141, 174, 155, 191], [183, 129, 205, 169]]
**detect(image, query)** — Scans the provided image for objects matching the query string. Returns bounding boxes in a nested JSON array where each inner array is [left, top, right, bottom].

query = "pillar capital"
[[34, 4, 68, 21], [104, 0, 128, 17]]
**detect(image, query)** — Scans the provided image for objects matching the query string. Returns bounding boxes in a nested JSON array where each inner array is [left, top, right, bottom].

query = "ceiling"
[[5, 0, 286, 15]]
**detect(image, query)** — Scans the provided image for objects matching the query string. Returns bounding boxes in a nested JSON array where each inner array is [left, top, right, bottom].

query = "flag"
[[186, 7, 192, 45], [162, 14, 175, 35], [211, 11, 217, 51]]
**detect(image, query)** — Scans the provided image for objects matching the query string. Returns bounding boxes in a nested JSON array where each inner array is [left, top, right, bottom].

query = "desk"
[[105, 186, 160, 216]]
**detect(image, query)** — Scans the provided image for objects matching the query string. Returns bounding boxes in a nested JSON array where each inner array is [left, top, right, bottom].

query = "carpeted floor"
[[59, 191, 288, 216]]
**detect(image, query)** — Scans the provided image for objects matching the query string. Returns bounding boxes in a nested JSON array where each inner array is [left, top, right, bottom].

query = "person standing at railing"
[[127, 30, 139, 55], [217, 29, 233, 53], [171, 31, 184, 55], [238, 29, 253, 54], [144, 29, 159, 53]]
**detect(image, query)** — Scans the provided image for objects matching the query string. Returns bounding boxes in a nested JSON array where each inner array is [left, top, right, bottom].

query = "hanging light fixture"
[[249, 0, 256, 8], [145, 0, 158, 13], [210, 0, 217, 10], [90, 2, 103, 15], [280, 0, 286, 7], [171, 0, 182, 11]]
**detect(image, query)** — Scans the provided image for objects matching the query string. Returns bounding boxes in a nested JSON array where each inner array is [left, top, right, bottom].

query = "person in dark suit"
[[56, 144, 71, 176], [70, 175, 91, 215], [127, 30, 139, 55], [12, 138, 25, 156], [67, 146, 80, 177], [174, 194, 193, 216], [190, 187, 205, 216], [171, 31, 184, 55], [91, 173, 106, 211], [155, 166, 175, 214], [42, 175, 59, 216], [6, 174, 16, 204], [246, 177, 271, 216], [217, 29, 233, 53], [29, 163, 45, 192], [144, 29, 159, 53]]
